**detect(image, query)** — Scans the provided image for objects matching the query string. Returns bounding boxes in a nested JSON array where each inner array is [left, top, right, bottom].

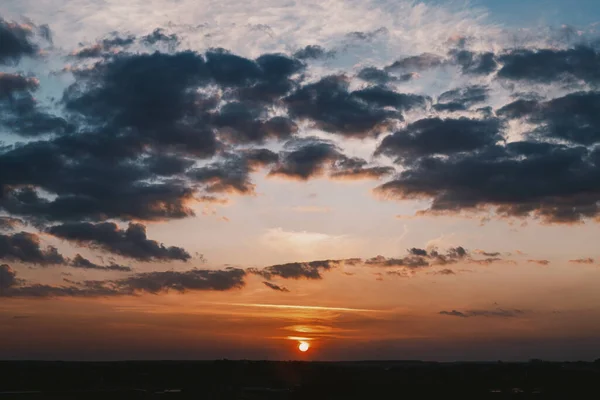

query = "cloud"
[[365, 246, 509, 273], [527, 259, 550, 266], [376, 117, 502, 162], [114, 268, 246, 293], [439, 309, 525, 318], [284, 75, 402, 138], [375, 140, 600, 224], [292, 45, 334, 60], [451, 50, 498, 75], [0, 18, 39, 64], [569, 258, 595, 264], [0, 216, 23, 231], [0, 264, 245, 298], [0, 232, 65, 265], [385, 53, 444, 73], [500, 92, 600, 145], [433, 85, 489, 112], [262, 281, 290, 292], [0, 264, 17, 289], [498, 46, 600, 84], [70, 254, 132, 272], [71, 33, 135, 58], [250, 259, 345, 280], [430, 268, 456, 275], [0, 73, 72, 137], [141, 28, 179, 46], [190, 149, 278, 194], [47, 222, 191, 262], [269, 138, 390, 181]]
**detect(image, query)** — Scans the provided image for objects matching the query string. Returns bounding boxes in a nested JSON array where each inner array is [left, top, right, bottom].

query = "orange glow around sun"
[[298, 341, 310, 352]]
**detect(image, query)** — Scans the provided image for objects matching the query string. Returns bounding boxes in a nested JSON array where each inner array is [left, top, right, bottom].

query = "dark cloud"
[[0, 134, 198, 223], [433, 85, 489, 111], [569, 258, 595, 264], [144, 154, 195, 176], [385, 53, 444, 72], [498, 46, 600, 84], [114, 268, 246, 293], [351, 86, 429, 111], [0, 18, 38, 64], [0, 264, 245, 297], [250, 259, 344, 280], [0, 73, 39, 97], [0, 264, 17, 289], [376, 117, 502, 162], [527, 259, 550, 266], [330, 165, 395, 181], [0, 73, 72, 137], [285, 76, 402, 138], [0, 216, 23, 231], [500, 92, 600, 145], [70, 254, 132, 272], [47, 222, 191, 262], [357, 67, 418, 85], [190, 149, 278, 194], [262, 281, 290, 292], [212, 102, 297, 143], [439, 309, 525, 318], [365, 255, 429, 268], [268, 138, 390, 181], [0, 232, 65, 265], [269, 139, 340, 180], [64, 51, 220, 157], [357, 67, 397, 84], [141, 29, 179, 46], [452, 50, 498, 75], [366, 246, 507, 271], [293, 45, 334, 60], [430, 268, 456, 275], [376, 140, 600, 224], [475, 250, 501, 257], [72, 34, 135, 58]]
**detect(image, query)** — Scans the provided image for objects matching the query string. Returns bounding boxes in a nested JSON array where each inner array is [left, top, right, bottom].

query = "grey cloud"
[[250, 259, 344, 280], [440, 309, 525, 318], [527, 259, 550, 266], [376, 117, 502, 162], [284, 76, 402, 138], [385, 53, 444, 72], [262, 281, 290, 292], [0, 18, 38, 64], [70, 254, 132, 272], [114, 268, 246, 293], [293, 45, 334, 60], [47, 222, 191, 262], [0, 216, 23, 231], [375, 140, 600, 224], [452, 50, 498, 75], [0, 265, 245, 297], [498, 46, 600, 84], [433, 85, 489, 111], [569, 258, 595, 264], [0, 231, 65, 265]]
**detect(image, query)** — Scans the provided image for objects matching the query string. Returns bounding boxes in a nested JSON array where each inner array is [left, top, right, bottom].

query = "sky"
[[1, 0, 600, 361]]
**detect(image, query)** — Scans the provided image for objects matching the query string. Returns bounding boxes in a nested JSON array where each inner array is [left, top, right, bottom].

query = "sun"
[[298, 341, 310, 352]]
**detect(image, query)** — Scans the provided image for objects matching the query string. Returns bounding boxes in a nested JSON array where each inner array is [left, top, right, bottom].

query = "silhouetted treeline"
[[1, 359, 600, 399]]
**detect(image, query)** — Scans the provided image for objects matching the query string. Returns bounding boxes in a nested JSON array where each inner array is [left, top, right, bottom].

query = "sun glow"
[[298, 341, 310, 352]]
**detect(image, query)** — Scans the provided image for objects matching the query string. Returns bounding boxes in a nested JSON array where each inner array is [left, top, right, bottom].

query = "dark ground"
[[1, 360, 600, 399]]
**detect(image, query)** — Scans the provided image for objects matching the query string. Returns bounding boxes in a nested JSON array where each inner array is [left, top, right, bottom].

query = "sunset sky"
[[2, 0, 600, 361]]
